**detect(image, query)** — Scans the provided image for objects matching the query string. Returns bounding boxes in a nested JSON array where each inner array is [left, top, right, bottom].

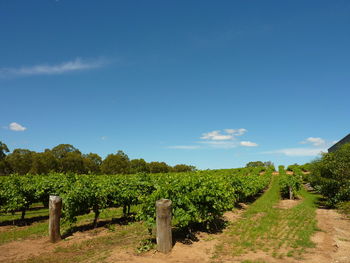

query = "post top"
[[156, 199, 172, 206], [49, 195, 62, 201]]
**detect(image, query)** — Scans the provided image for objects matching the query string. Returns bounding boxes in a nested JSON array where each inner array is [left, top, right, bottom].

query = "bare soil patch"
[[106, 210, 244, 263], [274, 199, 301, 209], [106, 208, 350, 263], [0, 227, 110, 263]]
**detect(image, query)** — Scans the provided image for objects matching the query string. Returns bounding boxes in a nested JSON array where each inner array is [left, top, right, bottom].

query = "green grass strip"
[[216, 175, 319, 259]]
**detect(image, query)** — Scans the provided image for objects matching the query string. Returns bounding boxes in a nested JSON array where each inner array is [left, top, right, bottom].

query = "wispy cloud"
[[240, 141, 258, 147], [0, 57, 106, 78], [8, 122, 27, 131], [300, 137, 326, 147], [263, 148, 325, 157], [167, 145, 201, 150], [201, 130, 233, 141], [198, 140, 238, 149], [169, 128, 257, 150]]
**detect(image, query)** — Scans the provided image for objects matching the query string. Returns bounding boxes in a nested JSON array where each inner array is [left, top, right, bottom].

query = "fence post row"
[[289, 186, 294, 200], [156, 199, 173, 253], [49, 195, 62, 243]]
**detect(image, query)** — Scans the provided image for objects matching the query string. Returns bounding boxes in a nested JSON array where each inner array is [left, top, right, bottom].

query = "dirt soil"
[[106, 208, 350, 263], [273, 199, 301, 209], [0, 228, 110, 263], [1, 208, 350, 263]]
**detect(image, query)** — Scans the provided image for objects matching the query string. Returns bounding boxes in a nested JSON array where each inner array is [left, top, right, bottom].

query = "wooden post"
[[289, 187, 293, 200], [49, 195, 62, 243], [156, 199, 172, 253]]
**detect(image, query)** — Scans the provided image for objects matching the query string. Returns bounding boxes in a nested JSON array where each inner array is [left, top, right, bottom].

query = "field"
[[0, 167, 350, 263]]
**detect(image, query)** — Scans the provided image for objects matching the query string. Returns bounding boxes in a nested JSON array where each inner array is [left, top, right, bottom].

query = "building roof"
[[328, 133, 350, 153]]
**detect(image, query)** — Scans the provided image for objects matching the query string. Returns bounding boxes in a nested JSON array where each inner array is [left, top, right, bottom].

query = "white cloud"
[[167, 145, 201, 149], [200, 128, 247, 141], [169, 128, 256, 150], [240, 141, 258, 147], [9, 122, 27, 131], [301, 137, 326, 147], [101, 136, 107, 140], [200, 130, 233, 141], [224, 128, 247, 136], [263, 148, 325, 157], [0, 58, 106, 77], [198, 140, 238, 149]]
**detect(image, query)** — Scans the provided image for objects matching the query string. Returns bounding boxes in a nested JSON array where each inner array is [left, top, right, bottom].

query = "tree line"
[[0, 141, 195, 176]]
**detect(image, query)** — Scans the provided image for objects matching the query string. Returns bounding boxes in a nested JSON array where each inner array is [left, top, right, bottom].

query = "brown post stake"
[[289, 187, 293, 200], [49, 195, 62, 243], [156, 199, 172, 253]]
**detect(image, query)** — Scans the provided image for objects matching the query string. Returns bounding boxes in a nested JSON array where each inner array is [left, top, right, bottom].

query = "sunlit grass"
[[0, 204, 140, 245], [214, 175, 319, 260]]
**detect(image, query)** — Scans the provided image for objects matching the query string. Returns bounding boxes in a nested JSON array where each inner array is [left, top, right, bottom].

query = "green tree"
[[51, 144, 80, 159], [60, 151, 86, 174], [29, 151, 58, 174], [6, 149, 34, 175], [101, 150, 130, 174], [0, 142, 10, 175], [130, 158, 149, 173], [83, 153, 102, 174], [0, 141, 9, 160], [310, 143, 350, 205], [148, 161, 171, 173], [173, 164, 196, 172], [246, 161, 265, 168]]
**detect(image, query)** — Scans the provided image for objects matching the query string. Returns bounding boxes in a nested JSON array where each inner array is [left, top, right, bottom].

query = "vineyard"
[[0, 167, 272, 230], [0, 161, 349, 263]]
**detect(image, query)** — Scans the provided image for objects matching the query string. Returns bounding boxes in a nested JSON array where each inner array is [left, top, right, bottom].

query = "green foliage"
[[130, 158, 149, 174], [147, 161, 171, 173], [279, 166, 302, 199], [246, 161, 274, 169], [0, 141, 9, 160], [309, 143, 350, 206], [6, 149, 34, 175], [0, 141, 195, 176], [101, 151, 131, 174], [172, 164, 196, 172], [0, 168, 272, 228], [0, 175, 37, 219]]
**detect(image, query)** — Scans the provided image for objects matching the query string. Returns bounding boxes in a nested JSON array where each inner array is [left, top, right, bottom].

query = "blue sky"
[[1, 1, 349, 169]]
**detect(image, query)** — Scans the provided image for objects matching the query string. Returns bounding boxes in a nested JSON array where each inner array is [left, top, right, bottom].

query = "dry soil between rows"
[[106, 207, 350, 263], [1, 206, 349, 263]]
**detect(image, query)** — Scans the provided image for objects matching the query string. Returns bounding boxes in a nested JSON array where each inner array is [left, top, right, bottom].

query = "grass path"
[[0, 206, 130, 245], [214, 175, 319, 261]]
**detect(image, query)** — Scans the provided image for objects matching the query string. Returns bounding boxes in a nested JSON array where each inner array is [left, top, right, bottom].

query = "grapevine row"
[[0, 167, 273, 228]]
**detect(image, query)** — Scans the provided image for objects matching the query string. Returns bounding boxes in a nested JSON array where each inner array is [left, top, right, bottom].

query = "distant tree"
[[6, 149, 34, 175], [246, 161, 274, 168], [0, 141, 10, 175], [51, 144, 80, 159], [29, 151, 58, 174], [0, 141, 9, 160], [148, 161, 171, 173], [101, 150, 130, 174], [173, 164, 196, 172], [130, 158, 149, 174], [60, 151, 86, 174], [0, 160, 10, 175], [83, 153, 102, 174], [263, 161, 274, 168], [246, 161, 265, 168]]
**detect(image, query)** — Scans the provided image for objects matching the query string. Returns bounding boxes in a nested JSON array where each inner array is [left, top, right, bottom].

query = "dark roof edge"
[[328, 133, 350, 152]]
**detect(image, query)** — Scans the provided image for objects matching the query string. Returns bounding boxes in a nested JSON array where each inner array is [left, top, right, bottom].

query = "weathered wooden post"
[[156, 199, 172, 253], [289, 187, 293, 200], [49, 195, 62, 243]]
